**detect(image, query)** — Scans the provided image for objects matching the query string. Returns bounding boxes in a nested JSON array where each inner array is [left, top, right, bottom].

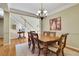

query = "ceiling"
[[0, 3, 77, 17], [8, 3, 77, 16]]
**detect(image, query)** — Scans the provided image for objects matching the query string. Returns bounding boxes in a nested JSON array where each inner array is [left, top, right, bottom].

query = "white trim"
[[66, 45, 79, 52], [10, 8, 38, 18], [48, 4, 78, 16]]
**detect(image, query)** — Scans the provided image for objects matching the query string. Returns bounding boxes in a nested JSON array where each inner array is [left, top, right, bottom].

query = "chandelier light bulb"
[[36, 4, 48, 19], [37, 10, 41, 13], [43, 10, 47, 13]]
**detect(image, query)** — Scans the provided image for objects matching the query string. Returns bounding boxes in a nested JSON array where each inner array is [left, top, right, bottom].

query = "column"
[[2, 3, 11, 45], [3, 11, 11, 45]]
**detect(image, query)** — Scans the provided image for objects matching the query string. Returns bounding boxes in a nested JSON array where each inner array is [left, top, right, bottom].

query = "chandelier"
[[36, 3, 47, 20]]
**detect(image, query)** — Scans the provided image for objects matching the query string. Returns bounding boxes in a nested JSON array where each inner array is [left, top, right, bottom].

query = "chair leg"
[[38, 49, 40, 56], [56, 52, 59, 56], [28, 42, 31, 48], [56, 49, 61, 56], [62, 50, 64, 56], [43, 48, 48, 56], [32, 45, 35, 54]]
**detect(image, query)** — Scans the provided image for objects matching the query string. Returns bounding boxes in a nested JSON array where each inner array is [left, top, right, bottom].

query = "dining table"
[[38, 35, 60, 56], [39, 35, 59, 42]]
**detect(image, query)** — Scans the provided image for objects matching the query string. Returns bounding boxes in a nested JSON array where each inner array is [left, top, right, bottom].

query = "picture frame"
[[49, 17, 61, 30], [12, 24, 16, 30]]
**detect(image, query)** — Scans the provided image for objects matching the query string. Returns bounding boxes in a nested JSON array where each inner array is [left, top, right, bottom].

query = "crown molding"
[[48, 4, 78, 17], [10, 8, 38, 18]]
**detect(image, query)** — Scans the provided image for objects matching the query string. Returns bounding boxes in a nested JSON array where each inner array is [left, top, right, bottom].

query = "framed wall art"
[[12, 24, 16, 30], [49, 17, 61, 30]]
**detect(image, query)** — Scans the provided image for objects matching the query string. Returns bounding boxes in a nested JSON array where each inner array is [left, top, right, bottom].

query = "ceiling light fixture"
[[36, 3, 47, 20]]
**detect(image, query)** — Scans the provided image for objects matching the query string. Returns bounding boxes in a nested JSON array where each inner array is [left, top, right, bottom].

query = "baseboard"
[[66, 45, 79, 52]]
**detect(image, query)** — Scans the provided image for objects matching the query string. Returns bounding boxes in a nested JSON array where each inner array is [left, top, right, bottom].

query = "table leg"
[[18, 33, 21, 39], [43, 43, 48, 56]]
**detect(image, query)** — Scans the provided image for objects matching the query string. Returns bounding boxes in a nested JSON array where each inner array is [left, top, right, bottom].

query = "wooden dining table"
[[39, 35, 59, 43], [38, 35, 60, 56]]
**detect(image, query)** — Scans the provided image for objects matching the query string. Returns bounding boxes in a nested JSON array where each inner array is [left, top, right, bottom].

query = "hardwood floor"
[[0, 38, 28, 56], [0, 38, 79, 56]]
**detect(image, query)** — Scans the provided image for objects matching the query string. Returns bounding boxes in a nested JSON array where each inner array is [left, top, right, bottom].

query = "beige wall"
[[43, 4, 79, 48], [0, 19, 3, 37]]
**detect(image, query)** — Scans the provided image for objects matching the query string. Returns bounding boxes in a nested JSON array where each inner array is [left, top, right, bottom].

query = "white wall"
[[10, 13, 25, 39], [10, 13, 40, 39], [43, 4, 79, 48]]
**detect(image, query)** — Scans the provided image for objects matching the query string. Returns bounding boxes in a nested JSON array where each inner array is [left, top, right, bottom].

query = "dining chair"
[[31, 33, 45, 56], [48, 33, 69, 56], [60, 33, 69, 56], [49, 32, 56, 37], [30, 33, 40, 55], [43, 32, 50, 36], [28, 32, 31, 49]]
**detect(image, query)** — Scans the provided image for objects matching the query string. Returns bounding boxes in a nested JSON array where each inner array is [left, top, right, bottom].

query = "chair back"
[[28, 32, 31, 38], [28, 32, 32, 48], [49, 32, 56, 37], [28, 32, 31, 41], [43, 32, 50, 36], [58, 33, 69, 49], [32, 33, 38, 40], [32, 33, 40, 48], [62, 33, 69, 48]]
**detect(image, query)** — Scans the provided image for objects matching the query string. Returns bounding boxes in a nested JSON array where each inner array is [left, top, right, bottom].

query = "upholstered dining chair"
[[48, 33, 69, 56]]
